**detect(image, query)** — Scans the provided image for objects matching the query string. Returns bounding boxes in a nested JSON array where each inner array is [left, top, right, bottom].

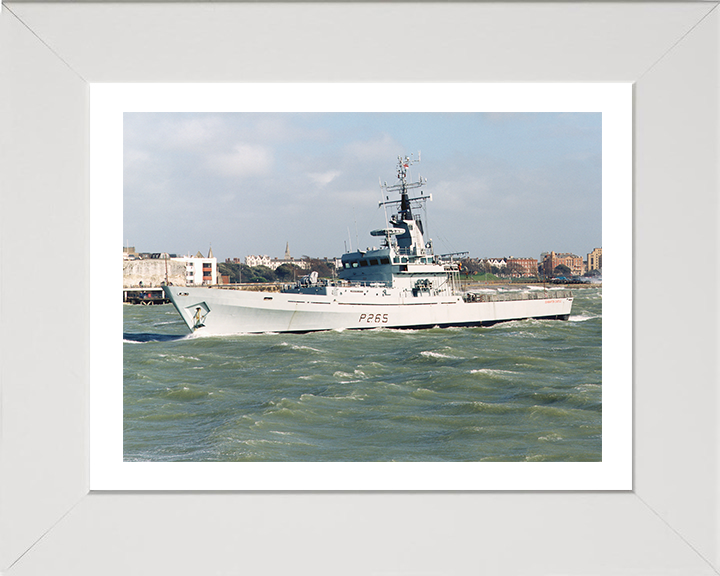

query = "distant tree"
[[218, 262, 241, 283], [219, 262, 285, 283], [553, 264, 572, 277], [245, 265, 276, 283], [275, 263, 300, 282], [304, 258, 337, 279], [584, 268, 602, 277]]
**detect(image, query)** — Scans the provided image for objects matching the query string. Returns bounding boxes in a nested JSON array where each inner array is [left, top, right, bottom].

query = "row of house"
[[480, 248, 602, 277], [237, 255, 309, 271], [238, 242, 309, 271]]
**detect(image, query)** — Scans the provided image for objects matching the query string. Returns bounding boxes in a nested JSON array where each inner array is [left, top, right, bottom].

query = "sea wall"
[[123, 259, 186, 287]]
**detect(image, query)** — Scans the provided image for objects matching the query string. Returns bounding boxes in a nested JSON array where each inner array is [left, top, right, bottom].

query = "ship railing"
[[462, 289, 573, 303], [346, 281, 392, 288], [280, 279, 392, 292], [318, 279, 391, 288], [213, 282, 284, 292]]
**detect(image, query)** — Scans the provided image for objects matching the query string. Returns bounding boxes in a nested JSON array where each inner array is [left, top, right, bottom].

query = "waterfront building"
[[123, 257, 186, 288], [480, 257, 537, 277], [541, 251, 584, 277], [245, 254, 273, 267], [244, 255, 309, 270], [245, 243, 308, 271], [588, 247, 602, 271], [506, 257, 539, 277], [123, 247, 217, 287], [484, 258, 508, 270], [173, 250, 217, 285]]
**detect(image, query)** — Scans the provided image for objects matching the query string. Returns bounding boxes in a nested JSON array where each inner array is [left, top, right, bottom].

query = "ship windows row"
[[343, 255, 437, 268], [343, 256, 392, 269]]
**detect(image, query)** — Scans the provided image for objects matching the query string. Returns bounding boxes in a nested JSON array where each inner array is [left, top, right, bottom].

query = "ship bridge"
[[339, 154, 446, 292], [339, 247, 394, 284]]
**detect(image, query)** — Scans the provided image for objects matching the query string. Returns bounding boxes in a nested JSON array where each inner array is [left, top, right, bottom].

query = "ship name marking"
[[359, 313, 389, 324]]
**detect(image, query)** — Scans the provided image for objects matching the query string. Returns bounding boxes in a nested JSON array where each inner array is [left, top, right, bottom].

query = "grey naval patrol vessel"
[[164, 155, 573, 335]]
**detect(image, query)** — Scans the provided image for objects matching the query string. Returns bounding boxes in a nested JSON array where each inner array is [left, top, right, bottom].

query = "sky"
[[123, 112, 601, 262]]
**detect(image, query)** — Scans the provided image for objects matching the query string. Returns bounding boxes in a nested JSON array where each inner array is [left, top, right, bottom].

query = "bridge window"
[[368, 258, 379, 266], [380, 257, 390, 265], [359, 260, 369, 267]]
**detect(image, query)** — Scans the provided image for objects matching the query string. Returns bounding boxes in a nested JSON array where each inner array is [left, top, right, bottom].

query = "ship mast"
[[398, 156, 414, 221], [379, 154, 431, 224]]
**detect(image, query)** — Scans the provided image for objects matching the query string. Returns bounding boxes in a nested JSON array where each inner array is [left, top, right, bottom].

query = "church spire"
[[284, 241, 291, 260]]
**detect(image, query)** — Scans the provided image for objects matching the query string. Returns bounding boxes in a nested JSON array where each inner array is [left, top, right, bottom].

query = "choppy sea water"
[[123, 286, 601, 462]]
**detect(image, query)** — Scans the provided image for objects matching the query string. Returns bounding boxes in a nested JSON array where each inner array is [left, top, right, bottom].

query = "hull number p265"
[[359, 313, 389, 324]]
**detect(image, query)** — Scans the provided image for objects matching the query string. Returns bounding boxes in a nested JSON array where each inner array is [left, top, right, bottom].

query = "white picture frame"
[[1, 2, 718, 574]]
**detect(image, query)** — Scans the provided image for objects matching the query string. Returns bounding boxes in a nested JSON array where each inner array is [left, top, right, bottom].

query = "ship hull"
[[163, 286, 573, 335]]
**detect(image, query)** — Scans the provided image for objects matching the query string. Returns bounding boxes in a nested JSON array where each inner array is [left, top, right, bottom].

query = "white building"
[[244, 242, 307, 271], [245, 251, 308, 271], [484, 258, 508, 269], [245, 254, 273, 268], [173, 250, 217, 285]]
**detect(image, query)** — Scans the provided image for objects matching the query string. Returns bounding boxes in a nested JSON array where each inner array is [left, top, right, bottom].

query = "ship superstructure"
[[163, 156, 573, 334], [337, 154, 453, 295]]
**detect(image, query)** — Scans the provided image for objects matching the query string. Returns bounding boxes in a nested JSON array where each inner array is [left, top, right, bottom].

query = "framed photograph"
[[2, 2, 718, 574], [92, 82, 630, 491]]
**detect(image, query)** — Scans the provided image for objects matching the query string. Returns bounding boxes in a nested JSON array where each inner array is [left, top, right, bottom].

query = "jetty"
[[123, 287, 169, 305]]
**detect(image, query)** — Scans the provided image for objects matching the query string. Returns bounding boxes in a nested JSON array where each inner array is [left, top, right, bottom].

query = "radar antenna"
[[378, 153, 431, 222]]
